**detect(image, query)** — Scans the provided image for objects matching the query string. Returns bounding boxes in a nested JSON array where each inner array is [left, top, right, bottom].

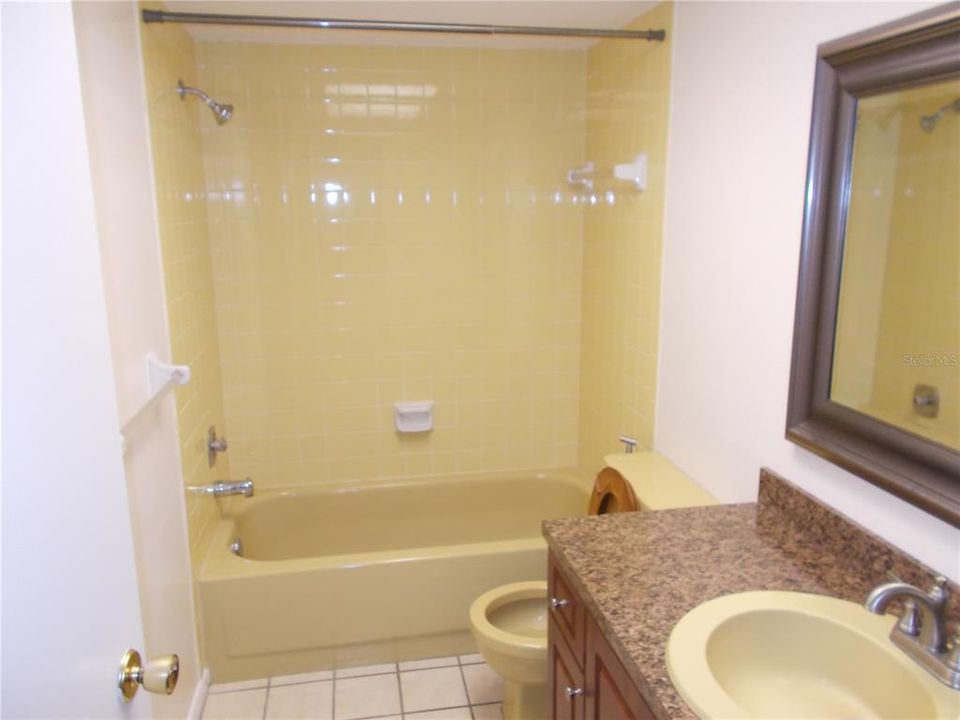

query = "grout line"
[[457, 659, 475, 717], [404, 704, 474, 720], [396, 667, 406, 718], [270, 676, 336, 689], [335, 669, 398, 679], [261, 682, 269, 720], [331, 672, 337, 720]]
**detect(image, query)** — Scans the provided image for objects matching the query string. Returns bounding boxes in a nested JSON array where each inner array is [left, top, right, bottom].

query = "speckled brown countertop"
[[542, 469, 959, 720]]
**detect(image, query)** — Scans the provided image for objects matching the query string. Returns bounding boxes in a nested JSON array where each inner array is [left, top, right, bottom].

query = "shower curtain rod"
[[141, 9, 666, 42]]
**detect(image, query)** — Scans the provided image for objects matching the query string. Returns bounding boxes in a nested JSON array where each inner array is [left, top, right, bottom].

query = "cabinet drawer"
[[548, 552, 585, 664]]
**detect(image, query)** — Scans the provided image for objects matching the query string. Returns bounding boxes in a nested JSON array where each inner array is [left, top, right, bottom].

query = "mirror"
[[786, 4, 960, 526], [832, 76, 959, 450]]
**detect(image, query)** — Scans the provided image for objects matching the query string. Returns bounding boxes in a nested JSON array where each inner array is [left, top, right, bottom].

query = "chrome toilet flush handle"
[[550, 597, 569, 610], [565, 686, 584, 699]]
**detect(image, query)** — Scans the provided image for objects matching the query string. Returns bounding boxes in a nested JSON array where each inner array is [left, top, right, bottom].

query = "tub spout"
[[202, 478, 254, 498]]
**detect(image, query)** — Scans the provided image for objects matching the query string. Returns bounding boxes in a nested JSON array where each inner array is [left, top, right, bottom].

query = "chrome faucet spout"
[[201, 478, 254, 498], [865, 580, 948, 653]]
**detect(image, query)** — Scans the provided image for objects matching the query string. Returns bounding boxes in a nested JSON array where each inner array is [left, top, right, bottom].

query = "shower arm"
[[177, 81, 215, 108]]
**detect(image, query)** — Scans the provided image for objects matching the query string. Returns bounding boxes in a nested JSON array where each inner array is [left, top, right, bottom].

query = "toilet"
[[469, 451, 716, 720]]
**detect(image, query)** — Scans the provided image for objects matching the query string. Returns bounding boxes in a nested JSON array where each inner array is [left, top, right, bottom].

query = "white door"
[[1, 3, 150, 717]]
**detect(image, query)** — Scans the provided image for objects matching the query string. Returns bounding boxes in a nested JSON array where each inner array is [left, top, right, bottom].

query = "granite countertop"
[[542, 470, 959, 720]]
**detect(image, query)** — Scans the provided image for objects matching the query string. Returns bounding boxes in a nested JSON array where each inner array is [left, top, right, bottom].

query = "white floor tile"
[[335, 661, 398, 678], [208, 678, 268, 694], [461, 664, 503, 706], [457, 653, 484, 665], [398, 656, 459, 672], [405, 707, 472, 719], [265, 680, 333, 719], [271, 669, 334, 686], [202, 688, 267, 720], [471, 702, 502, 720], [335, 673, 402, 720], [400, 666, 468, 713]]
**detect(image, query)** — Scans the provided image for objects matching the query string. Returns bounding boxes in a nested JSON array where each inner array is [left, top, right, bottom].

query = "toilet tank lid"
[[603, 452, 717, 510]]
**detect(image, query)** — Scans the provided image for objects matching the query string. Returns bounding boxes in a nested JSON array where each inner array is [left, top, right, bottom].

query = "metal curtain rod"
[[141, 9, 666, 41]]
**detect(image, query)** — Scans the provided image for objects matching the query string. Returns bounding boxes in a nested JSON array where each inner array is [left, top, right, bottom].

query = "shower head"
[[919, 97, 960, 133], [177, 80, 233, 125]]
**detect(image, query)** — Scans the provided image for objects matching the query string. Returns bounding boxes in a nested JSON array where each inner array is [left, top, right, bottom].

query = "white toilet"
[[468, 452, 716, 720]]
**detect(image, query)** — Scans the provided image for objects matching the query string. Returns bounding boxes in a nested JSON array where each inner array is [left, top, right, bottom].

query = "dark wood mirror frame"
[[786, 3, 960, 527]]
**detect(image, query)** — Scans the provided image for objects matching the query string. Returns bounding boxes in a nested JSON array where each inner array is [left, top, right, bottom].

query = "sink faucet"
[[866, 576, 949, 653], [865, 575, 959, 689], [200, 478, 254, 498]]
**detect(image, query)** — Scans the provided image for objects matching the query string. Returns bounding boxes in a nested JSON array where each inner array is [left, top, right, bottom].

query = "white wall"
[[657, 1, 960, 578]]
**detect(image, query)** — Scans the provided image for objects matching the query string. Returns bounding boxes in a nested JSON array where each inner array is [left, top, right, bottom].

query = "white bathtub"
[[198, 469, 590, 681]]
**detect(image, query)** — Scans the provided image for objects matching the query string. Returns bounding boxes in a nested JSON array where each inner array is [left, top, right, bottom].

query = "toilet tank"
[[601, 451, 716, 510]]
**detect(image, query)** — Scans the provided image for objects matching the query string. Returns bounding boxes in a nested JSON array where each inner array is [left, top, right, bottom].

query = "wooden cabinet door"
[[548, 553, 585, 662], [549, 614, 585, 720], [584, 615, 658, 720]]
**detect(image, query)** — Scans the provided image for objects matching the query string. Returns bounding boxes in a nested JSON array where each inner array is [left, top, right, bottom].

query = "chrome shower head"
[[177, 80, 233, 125], [919, 97, 960, 133], [210, 101, 234, 125]]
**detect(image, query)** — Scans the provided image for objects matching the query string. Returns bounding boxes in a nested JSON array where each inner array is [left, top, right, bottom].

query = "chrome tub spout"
[[201, 478, 254, 498]]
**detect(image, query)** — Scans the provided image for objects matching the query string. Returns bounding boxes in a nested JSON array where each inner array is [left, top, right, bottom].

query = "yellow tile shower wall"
[[578, 3, 674, 476], [140, 17, 231, 570], [194, 42, 587, 487]]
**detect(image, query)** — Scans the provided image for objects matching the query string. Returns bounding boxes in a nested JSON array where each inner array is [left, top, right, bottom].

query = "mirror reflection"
[[831, 77, 960, 450]]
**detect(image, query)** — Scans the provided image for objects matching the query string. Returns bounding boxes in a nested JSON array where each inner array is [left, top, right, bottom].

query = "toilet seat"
[[588, 467, 639, 514]]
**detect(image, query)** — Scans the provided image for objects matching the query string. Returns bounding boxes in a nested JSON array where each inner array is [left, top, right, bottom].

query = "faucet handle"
[[930, 575, 949, 603], [207, 425, 229, 467], [896, 598, 921, 637]]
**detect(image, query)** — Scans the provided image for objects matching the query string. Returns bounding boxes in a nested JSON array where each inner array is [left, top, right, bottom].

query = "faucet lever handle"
[[896, 598, 921, 637], [930, 575, 949, 602]]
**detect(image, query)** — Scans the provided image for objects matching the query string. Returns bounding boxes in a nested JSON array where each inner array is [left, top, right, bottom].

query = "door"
[[1, 2, 150, 717]]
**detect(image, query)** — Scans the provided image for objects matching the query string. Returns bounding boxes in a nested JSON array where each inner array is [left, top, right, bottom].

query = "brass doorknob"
[[118, 649, 179, 702]]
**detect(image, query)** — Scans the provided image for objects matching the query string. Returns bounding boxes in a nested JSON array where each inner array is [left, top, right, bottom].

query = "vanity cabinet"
[[548, 553, 658, 720]]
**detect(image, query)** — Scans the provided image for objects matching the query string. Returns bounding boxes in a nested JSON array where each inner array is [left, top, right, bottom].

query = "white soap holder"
[[395, 401, 433, 433]]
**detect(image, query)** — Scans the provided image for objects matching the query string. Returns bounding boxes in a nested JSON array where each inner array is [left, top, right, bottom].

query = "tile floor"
[[202, 654, 503, 720]]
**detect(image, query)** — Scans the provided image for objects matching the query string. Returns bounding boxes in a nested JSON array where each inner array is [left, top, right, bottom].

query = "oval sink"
[[666, 591, 959, 719]]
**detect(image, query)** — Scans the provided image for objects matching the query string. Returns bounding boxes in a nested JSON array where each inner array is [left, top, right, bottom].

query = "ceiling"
[[159, 1, 659, 49]]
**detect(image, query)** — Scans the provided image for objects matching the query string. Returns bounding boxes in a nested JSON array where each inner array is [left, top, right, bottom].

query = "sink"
[[666, 591, 959, 719]]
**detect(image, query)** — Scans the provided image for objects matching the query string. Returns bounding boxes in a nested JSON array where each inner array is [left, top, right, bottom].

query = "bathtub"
[[198, 469, 590, 682]]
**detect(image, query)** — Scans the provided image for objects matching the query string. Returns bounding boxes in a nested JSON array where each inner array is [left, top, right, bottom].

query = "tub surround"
[[543, 469, 960, 720]]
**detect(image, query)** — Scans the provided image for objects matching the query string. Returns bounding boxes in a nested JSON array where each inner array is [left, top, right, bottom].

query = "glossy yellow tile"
[[194, 40, 589, 487], [578, 2, 674, 477], [139, 10, 231, 572]]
